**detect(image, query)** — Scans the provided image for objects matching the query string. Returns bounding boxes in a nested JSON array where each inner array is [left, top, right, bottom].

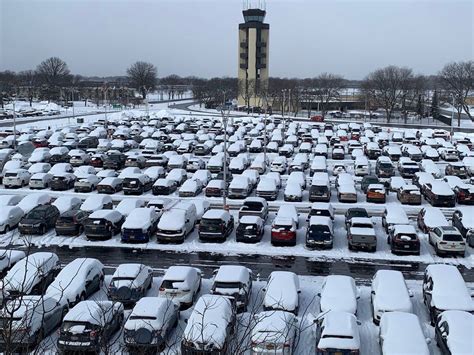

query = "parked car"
[[315, 311, 361, 355], [158, 265, 202, 309], [417, 206, 450, 233], [121, 208, 159, 243], [52, 196, 82, 214], [211, 265, 252, 312], [0, 206, 24, 233], [435, 311, 474, 355], [366, 183, 386, 203], [319, 275, 358, 315], [198, 209, 234, 242], [17, 193, 52, 214], [50, 172, 76, 191], [156, 202, 197, 243], [238, 197, 268, 220], [84, 210, 125, 240], [3, 168, 31, 188], [423, 264, 474, 325], [306, 216, 333, 249], [55, 209, 89, 236], [235, 215, 265, 243], [379, 312, 429, 355], [429, 225, 465, 257], [452, 207, 474, 247], [251, 311, 298, 355], [1, 252, 60, 301], [397, 184, 422, 205], [108, 263, 153, 304], [387, 224, 420, 255], [0, 249, 25, 277], [382, 205, 409, 233], [371, 270, 413, 324], [263, 271, 300, 314], [347, 217, 376, 252], [80, 194, 113, 214], [124, 297, 179, 352], [424, 180, 456, 207], [46, 258, 104, 308], [57, 300, 124, 353], [18, 204, 60, 235], [181, 295, 236, 354], [271, 216, 297, 246]]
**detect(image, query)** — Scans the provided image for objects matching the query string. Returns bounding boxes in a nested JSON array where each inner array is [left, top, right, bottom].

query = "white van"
[[354, 156, 370, 176], [371, 270, 413, 324], [156, 202, 197, 243]]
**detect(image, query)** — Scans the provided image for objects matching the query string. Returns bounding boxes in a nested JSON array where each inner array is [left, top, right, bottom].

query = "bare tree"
[[36, 57, 71, 87], [126, 61, 158, 99], [439, 61, 474, 125], [363, 65, 414, 122], [238, 78, 256, 113], [314, 73, 345, 118]]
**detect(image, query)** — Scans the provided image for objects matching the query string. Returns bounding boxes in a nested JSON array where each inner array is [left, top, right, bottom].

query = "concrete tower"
[[237, 4, 269, 108]]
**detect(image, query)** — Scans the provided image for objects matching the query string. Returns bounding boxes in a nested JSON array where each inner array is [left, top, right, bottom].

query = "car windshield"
[[348, 210, 368, 219], [160, 279, 184, 289], [238, 224, 257, 233], [273, 224, 292, 231], [58, 216, 74, 223], [4, 172, 18, 177], [27, 210, 45, 219], [53, 176, 66, 181], [352, 223, 372, 229], [443, 234, 463, 242], [308, 226, 331, 240], [112, 276, 135, 281], [322, 335, 354, 339], [201, 219, 223, 227], [107, 155, 122, 161], [87, 218, 106, 225]]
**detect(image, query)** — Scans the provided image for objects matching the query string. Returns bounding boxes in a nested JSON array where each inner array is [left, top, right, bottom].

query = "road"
[[18, 244, 474, 284]]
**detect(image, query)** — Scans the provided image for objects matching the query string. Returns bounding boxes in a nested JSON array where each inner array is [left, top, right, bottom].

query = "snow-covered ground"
[[35, 273, 468, 354]]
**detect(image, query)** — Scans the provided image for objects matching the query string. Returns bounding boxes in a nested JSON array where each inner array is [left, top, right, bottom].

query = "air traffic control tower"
[[237, 6, 269, 108]]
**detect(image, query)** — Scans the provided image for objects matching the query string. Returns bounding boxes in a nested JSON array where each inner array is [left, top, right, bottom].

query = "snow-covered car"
[[435, 310, 473, 355], [50, 172, 76, 191], [228, 175, 252, 199], [397, 184, 422, 205], [371, 270, 413, 324], [179, 179, 203, 197], [158, 265, 202, 309], [143, 166, 166, 181], [84, 209, 124, 240], [0, 249, 25, 277], [28, 162, 51, 175], [57, 300, 124, 353], [124, 297, 179, 352], [315, 311, 361, 355], [424, 180, 456, 207], [17, 193, 52, 214], [417, 206, 449, 233], [181, 295, 236, 354], [320, 275, 359, 315], [80, 194, 113, 214], [166, 168, 187, 186], [108, 263, 153, 304], [0, 195, 22, 206], [337, 182, 357, 203], [284, 182, 303, 202], [366, 183, 386, 203], [3, 168, 31, 188], [263, 271, 300, 314], [382, 205, 409, 233], [28, 148, 51, 163], [0, 206, 24, 234], [115, 199, 145, 217], [74, 174, 100, 192], [97, 176, 123, 194], [69, 149, 91, 166], [251, 311, 298, 354], [29, 172, 53, 189], [1, 252, 60, 302], [211, 265, 252, 312], [423, 264, 474, 325], [52, 196, 82, 215], [121, 208, 159, 243], [440, 147, 459, 161], [46, 258, 104, 308], [152, 178, 177, 195], [379, 312, 429, 355], [420, 159, 442, 178], [0, 295, 66, 351], [49, 147, 69, 163], [123, 173, 153, 195], [49, 162, 74, 174], [445, 161, 468, 179], [205, 179, 225, 197], [347, 217, 376, 251]]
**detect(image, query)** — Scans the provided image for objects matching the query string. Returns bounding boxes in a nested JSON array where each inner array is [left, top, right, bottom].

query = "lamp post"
[[450, 93, 455, 142], [263, 96, 268, 170], [12, 96, 17, 150], [221, 92, 230, 211]]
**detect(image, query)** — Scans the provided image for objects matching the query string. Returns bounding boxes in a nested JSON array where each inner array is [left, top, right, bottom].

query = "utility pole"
[[450, 93, 455, 142], [263, 96, 268, 171], [12, 98, 16, 150], [221, 91, 229, 211]]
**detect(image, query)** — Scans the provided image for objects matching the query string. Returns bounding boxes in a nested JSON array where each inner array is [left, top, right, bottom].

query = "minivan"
[[156, 202, 197, 243], [309, 172, 331, 202]]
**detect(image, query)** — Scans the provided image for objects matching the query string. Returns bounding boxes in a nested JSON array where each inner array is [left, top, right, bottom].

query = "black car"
[[55, 210, 89, 236], [452, 209, 474, 247], [235, 216, 265, 243], [50, 174, 76, 191], [103, 152, 126, 170], [78, 136, 99, 149], [361, 176, 380, 194], [344, 208, 369, 229], [198, 210, 234, 242], [19, 205, 60, 235]]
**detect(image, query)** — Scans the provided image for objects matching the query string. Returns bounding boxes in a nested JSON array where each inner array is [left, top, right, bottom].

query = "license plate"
[[404, 245, 410, 248]]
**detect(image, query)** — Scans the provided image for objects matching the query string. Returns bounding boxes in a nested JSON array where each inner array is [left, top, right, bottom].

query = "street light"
[[450, 93, 455, 142], [221, 92, 230, 211], [12, 96, 17, 150]]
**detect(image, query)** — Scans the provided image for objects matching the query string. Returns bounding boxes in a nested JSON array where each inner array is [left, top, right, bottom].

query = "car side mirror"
[[371, 290, 375, 295], [408, 289, 414, 298]]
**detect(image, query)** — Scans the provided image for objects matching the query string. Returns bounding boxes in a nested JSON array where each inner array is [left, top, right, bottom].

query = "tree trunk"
[[457, 110, 462, 127], [385, 108, 391, 123], [141, 88, 146, 100]]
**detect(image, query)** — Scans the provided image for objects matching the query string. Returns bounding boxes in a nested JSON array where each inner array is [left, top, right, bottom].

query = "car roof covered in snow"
[[163, 265, 200, 281], [202, 209, 229, 220], [318, 311, 360, 350], [63, 300, 122, 326], [321, 275, 358, 314], [425, 264, 474, 311], [239, 215, 263, 225], [125, 297, 176, 329], [309, 216, 332, 227], [122, 208, 156, 229], [372, 270, 412, 313], [379, 312, 429, 355], [264, 271, 299, 312], [215, 265, 250, 283], [251, 310, 296, 343], [438, 311, 474, 354], [393, 224, 417, 235], [422, 207, 449, 227], [81, 194, 112, 211], [112, 263, 150, 279], [116, 199, 145, 216]]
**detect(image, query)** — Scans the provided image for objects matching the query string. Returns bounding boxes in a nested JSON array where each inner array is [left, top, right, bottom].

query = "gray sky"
[[1, 0, 472, 79]]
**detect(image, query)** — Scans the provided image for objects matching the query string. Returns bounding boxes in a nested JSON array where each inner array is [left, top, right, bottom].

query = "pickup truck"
[[238, 197, 269, 221], [347, 217, 376, 252]]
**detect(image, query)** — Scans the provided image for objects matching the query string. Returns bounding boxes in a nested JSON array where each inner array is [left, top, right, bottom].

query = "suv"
[[235, 216, 265, 243], [211, 265, 252, 312], [55, 210, 89, 236], [18, 205, 60, 235], [429, 226, 465, 257], [397, 184, 422, 205], [387, 224, 420, 255], [198, 210, 234, 242]]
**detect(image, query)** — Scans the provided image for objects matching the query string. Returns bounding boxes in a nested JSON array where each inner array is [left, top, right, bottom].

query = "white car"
[[0, 206, 24, 233], [158, 265, 202, 308], [29, 172, 53, 189], [0, 249, 25, 275], [52, 196, 82, 214], [0, 195, 22, 206], [17, 193, 52, 214], [316, 311, 361, 354], [46, 258, 104, 308], [3, 168, 31, 188], [74, 174, 101, 192], [429, 226, 466, 257], [108, 263, 153, 304], [379, 312, 429, 355], [28, 148, 51, 163], [115, 199, 145, 217], [319, 275, 359, 315], [371, 270, 413, 324], [123, 297, 179, 351], [49, 162, 74, 174], [80, 194, 113, 214], [264, 271, 300, 314], [251, 311, 298, 354], [28, 162, 51, 174]]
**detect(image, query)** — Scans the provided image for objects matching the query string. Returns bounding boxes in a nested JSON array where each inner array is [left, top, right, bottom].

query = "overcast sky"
[[0, 0, 472, 79]]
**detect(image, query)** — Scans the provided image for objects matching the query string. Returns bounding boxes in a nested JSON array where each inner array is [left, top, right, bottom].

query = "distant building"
[[237, 7, 269, 108]]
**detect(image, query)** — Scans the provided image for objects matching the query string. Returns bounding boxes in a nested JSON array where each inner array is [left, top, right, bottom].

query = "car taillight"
[[90, 330, 97, 339], [159, 287, 165, 291], [283, 342, 291, 348]]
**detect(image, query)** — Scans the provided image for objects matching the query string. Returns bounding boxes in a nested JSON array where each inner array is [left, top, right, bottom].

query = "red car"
[[33, 138, 48, 148], [271, 217, 297, 246], [90, 154, 105, 168], [311, 115, 324, 122]]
